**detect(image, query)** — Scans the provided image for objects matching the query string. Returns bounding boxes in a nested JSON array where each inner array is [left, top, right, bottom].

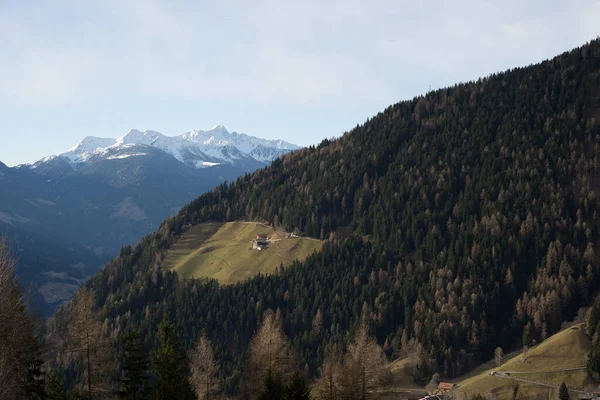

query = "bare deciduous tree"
[[67, 287, 115, 399], [246, 309, 296, 395], [339, 319, 390, 400], [0, 239, 40, 399], [494, 347, 504, 366], [313, 345, 343, 400], [189, 334, 221, 400], [426, 373, 441, 394]]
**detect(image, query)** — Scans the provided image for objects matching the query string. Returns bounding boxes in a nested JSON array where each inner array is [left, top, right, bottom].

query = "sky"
[[0, 0, 599, 166]]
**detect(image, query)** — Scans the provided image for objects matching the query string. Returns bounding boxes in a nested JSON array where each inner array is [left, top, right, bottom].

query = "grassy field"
[[458, 324, 593, 400], [162, 222, 323, 284], [387, 358, 422, 390], [379, 324, 594, 400]]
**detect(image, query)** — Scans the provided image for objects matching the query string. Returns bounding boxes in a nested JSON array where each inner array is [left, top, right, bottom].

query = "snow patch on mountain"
[[42, 126, 299, 169], [106, 153, 148, 160]]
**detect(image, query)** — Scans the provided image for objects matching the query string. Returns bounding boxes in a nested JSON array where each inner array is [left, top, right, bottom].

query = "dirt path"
[[490, 371, 587, 393], [499, 366, 587, 375]]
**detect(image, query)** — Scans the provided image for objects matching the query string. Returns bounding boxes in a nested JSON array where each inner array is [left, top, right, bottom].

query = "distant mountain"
[[2, 126, 299, 314], [27, 125, 299, 174]]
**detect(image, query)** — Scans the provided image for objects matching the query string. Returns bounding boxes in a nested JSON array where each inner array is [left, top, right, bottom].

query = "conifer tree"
[[286, 373, 310, 400], [258, 369, 286, 400], [587, 337, 600, 378], [559, 382, 569, 400], [153, 315, 194, 400], [46, 372, 68, 400], [118, 329, 151, 399]]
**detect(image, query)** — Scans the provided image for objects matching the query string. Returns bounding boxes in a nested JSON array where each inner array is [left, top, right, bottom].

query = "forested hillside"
[[48, 39, 600, 395]]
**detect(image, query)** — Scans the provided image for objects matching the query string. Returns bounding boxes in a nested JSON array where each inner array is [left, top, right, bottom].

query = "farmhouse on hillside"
[[437, 382, 457, 393], [252, 234, 268, 250]]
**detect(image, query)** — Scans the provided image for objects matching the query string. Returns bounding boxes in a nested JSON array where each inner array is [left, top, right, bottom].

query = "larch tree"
[[340, 318, 390, 400], [247, 309, 296, 396], [494, 347, 504, 366], [68, 286, 115, 399], [0, 239, 44, 399], [189, 334, 221, 400], [313, 345, 343, 400]]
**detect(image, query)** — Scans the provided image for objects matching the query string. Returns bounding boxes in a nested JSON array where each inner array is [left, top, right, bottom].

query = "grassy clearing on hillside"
[[459, 324, 594, 400], [387, 358, 422, 390], [162, 222, 323, 284]]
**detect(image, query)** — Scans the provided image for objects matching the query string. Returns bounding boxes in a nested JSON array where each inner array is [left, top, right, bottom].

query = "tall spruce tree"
[[118, 329, 151, 399], [588, 336, 600, 378], [46, 372, 68, 400], [286, 373, 310, 400], [153, 315, 194, 400], [257, 369, 286, 400], [559, 382, 569, 400]]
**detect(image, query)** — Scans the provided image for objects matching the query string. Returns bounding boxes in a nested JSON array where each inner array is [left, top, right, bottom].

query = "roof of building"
[[256, 234, 267, 239], [438, 382, 456, 390]]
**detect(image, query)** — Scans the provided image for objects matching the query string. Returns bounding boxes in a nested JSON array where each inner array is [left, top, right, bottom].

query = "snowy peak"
[[117, 129, 166, 146], [31, 126, 300, 171], [68, 136, 115, 156]]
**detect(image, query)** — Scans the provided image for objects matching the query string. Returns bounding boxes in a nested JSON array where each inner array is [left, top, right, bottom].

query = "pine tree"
[[286, 373, 310, 400], [511, 383, 519, 400], [588, 337, 600, 378], [559, 382, 569, 400], [118, 329, 151, 399], [257, 369, 286, 400], [46, 372, 68, 400], [153, 315, 195, 400]]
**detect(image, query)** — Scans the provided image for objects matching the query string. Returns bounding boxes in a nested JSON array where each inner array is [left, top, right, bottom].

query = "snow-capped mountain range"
[[30, 125, 299, 170]]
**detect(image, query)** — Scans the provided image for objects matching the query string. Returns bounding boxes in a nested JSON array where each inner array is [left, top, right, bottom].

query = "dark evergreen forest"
[[47, 39, 600, 395]]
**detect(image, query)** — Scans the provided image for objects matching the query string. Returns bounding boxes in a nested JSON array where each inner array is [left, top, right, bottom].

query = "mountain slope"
[[51, 39, 600, 394]]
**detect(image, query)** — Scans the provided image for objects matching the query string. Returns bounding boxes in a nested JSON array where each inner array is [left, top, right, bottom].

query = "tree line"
[[3, 238, 394, 399]]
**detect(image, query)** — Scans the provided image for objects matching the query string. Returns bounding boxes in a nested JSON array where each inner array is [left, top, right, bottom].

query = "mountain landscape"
[[0, 126, 298, 314], [21, 38, 598, 398]]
